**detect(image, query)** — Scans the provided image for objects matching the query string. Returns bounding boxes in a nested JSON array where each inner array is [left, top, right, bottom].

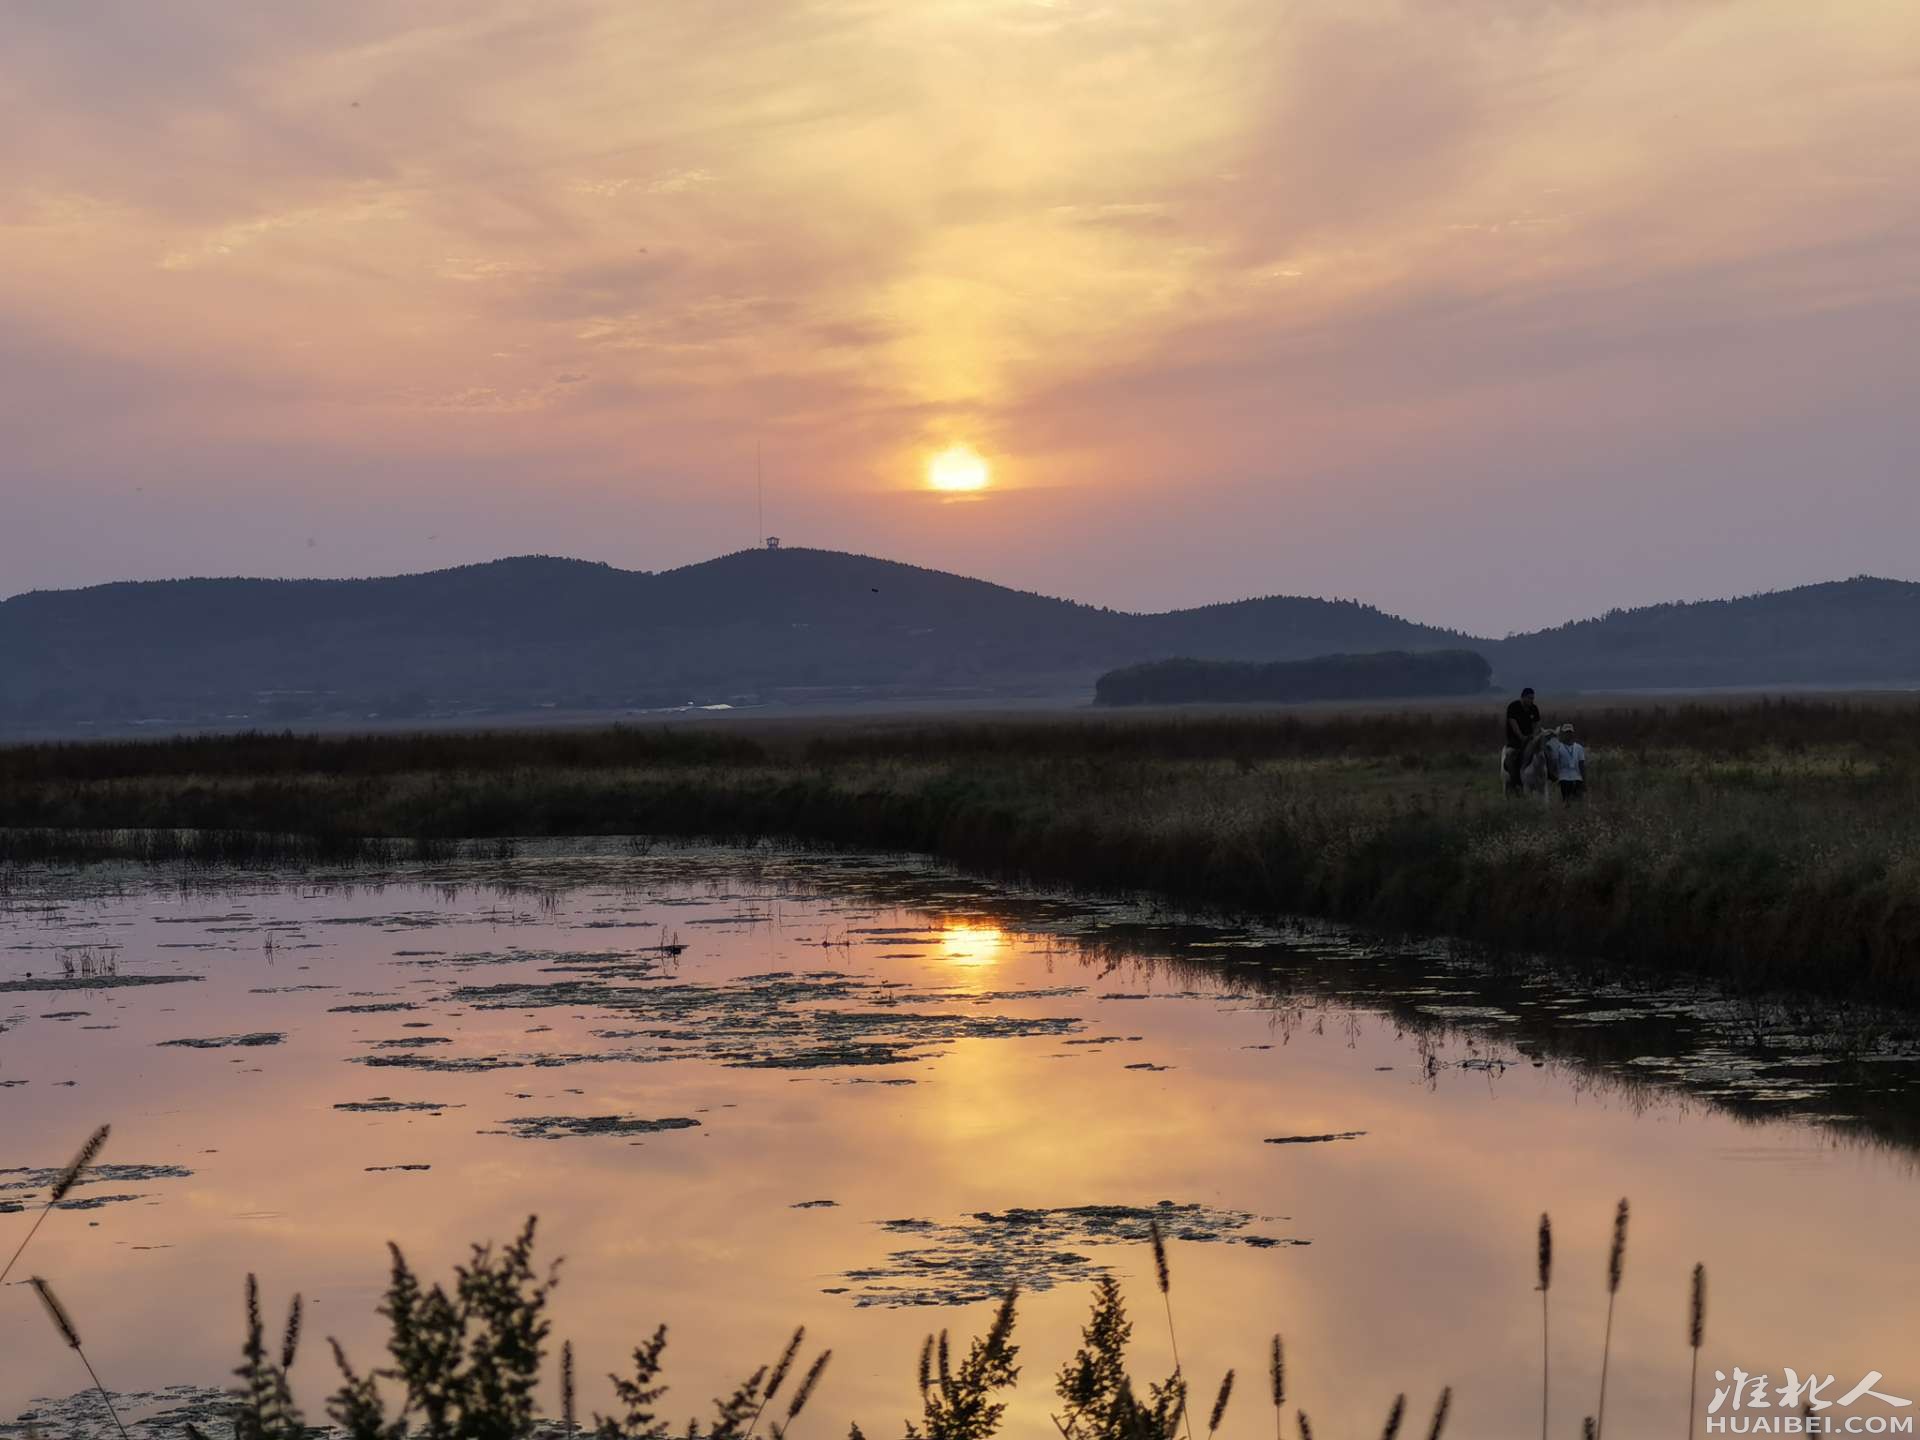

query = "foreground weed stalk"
[[1597, 1198, 1630, 1439], [1687, 1265, 1707, 1440], [28, 1276, 130, 1440], [1537, 1212, 1553, 1440], [1149, 1221, 1192, 1440], [0, 1123, 109, 1287], [1269, 1336, 1285, 1440]]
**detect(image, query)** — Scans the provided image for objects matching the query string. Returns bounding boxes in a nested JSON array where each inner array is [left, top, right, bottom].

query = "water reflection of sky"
[[2, 849, 1916, 1436]]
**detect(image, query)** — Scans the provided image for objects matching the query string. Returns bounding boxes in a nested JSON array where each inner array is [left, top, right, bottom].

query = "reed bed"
[[6, 698, 1920, 1003]]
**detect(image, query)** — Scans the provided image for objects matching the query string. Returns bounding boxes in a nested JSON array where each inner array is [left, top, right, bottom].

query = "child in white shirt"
[[1547, 724, 1587, 801]]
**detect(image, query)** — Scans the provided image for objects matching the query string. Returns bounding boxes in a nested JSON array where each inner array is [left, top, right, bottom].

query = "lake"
[[3, 843, 1917, 1437]]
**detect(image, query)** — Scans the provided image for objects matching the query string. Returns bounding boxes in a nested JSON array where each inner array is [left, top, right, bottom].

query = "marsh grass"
[[172, 1219, 1486, 1440], [6, 700, 1920, 1002]]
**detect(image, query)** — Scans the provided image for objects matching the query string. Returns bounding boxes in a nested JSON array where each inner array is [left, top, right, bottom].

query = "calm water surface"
[[3, 845, 1917, 1436]]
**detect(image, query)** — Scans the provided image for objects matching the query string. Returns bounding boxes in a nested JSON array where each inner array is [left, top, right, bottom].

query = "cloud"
[[1, 0, 1916, 628]]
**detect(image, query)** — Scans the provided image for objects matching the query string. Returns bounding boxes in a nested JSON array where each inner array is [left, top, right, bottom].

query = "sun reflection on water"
[[937, 921, 1007, 967]]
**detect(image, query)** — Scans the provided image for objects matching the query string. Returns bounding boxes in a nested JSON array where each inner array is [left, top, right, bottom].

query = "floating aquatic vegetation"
[[0, 975, 201, 993], [838, 1201, 1302, 1308], [0, 1383, 231, 1440], [157, 1033, 285, 1049], [489, 1114, 702, 1141], [0, 1163, 192, 1201], [328, 1001, 418, 1013], [436, 967, 1078, 1072], [333, 1098, 459, 1113], [1264, 1132, 1367, 1145], [353, 1054, 524, 1072]]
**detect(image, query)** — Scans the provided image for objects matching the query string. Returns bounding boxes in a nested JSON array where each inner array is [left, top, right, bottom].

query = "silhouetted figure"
[[1503, 687, 1540, 795]]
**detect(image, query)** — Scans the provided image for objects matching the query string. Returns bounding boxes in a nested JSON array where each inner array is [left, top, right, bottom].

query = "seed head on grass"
[[1380, 1392, 1405, 1439], [1690, 1264, 1706, 1349], [776, 1348, 831, 1435], [1687, 1265, 1708, 1440], [562, 1340, 576, 1436], [750, 1327, 808, 1438], [281, 1292, 303, 1371], [1607, 1200, 1630, 1296], [1298, 1410, 1314, 1440], [30, 1276, 81, 1349], [1267, 1336, 1282, 1428], [1596, 1198, 1630, 1439], [1537, 1213, 1553, 1440], [1208, 1371, 1235, 1436], [1426, 1387, 1452, 1440], [1, 1123, 111, 1288], [51, 1125, 111, 1204], [28, 1277, 129, 1440], [1147, 1221, 1192, 1440]]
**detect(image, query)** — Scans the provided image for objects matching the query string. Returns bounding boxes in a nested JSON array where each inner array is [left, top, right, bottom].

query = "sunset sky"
[[4, 0, 1916, 635]]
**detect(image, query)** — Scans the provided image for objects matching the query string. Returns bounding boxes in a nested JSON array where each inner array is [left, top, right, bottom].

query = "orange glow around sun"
[[926, 444, 991, 492], [938, 922, 1007, 966]]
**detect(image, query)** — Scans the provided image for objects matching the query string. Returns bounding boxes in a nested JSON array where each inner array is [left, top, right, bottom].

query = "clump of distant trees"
[[1094, 649, 1493, 706]]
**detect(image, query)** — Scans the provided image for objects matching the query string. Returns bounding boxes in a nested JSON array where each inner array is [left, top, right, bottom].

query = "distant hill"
[[0, 549, 1464, 727], [1, 554, 1914, 732], [1096, 651, 1494, 706], [1489, 577, 1920, 691]]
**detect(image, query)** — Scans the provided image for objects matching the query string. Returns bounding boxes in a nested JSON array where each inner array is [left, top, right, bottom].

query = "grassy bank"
[[4, 698, 1920, 1004]]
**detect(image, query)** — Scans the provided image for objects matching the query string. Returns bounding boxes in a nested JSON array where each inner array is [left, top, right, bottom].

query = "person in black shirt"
[[1503, 687, 1540, 795]]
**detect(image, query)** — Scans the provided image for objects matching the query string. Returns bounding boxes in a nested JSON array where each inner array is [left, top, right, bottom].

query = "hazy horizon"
[[5, 1, 1917, 635]]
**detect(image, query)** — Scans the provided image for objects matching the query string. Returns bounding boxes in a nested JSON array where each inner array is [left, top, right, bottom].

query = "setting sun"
[[926, 444, 991, 493]]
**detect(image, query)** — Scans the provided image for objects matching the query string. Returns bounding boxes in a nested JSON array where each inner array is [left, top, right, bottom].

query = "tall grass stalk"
[[1380, 1393, 1405, 1439], [1269, 1335, 1285, 1440], [1537, 1212, 1553, 1440], [748, 1327, 806, 1439], [0, 1124, 109, 1287], [1207, 1371, 1235, 1437], [1687, 1265, 1706, 1440], [1597, 1199, 1630, 1439], [1425, 1386, 1451, 1440], [562, 1339, 576, 1438], [1149, 1219, 1193, 1440], [28, 1276, 130, 1440]]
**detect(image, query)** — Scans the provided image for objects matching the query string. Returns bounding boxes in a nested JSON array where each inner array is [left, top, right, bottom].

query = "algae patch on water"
[[490, 1114, 703, 1140], [838, 1200, 1303, 1307]]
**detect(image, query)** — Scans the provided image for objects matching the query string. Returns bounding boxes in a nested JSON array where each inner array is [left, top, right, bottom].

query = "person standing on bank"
[[1548, 723, 1587, 801], [1503, 687, 1541, 795]]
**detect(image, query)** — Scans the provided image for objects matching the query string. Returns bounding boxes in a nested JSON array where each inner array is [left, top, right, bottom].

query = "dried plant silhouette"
[[1596, 1198, 1630, 1438], [0, 1123, 109, 1288], [1536, 1212, 1553, 1440], [28, 1275, 130, 1440], [1267, 1336, 1284, 1440], [114, 1198, 1747, 1440], [1687, 1264, 1706, 1440], [1147, 1220, 1193, 1440], [1052, 1275, 1186, 1440]]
